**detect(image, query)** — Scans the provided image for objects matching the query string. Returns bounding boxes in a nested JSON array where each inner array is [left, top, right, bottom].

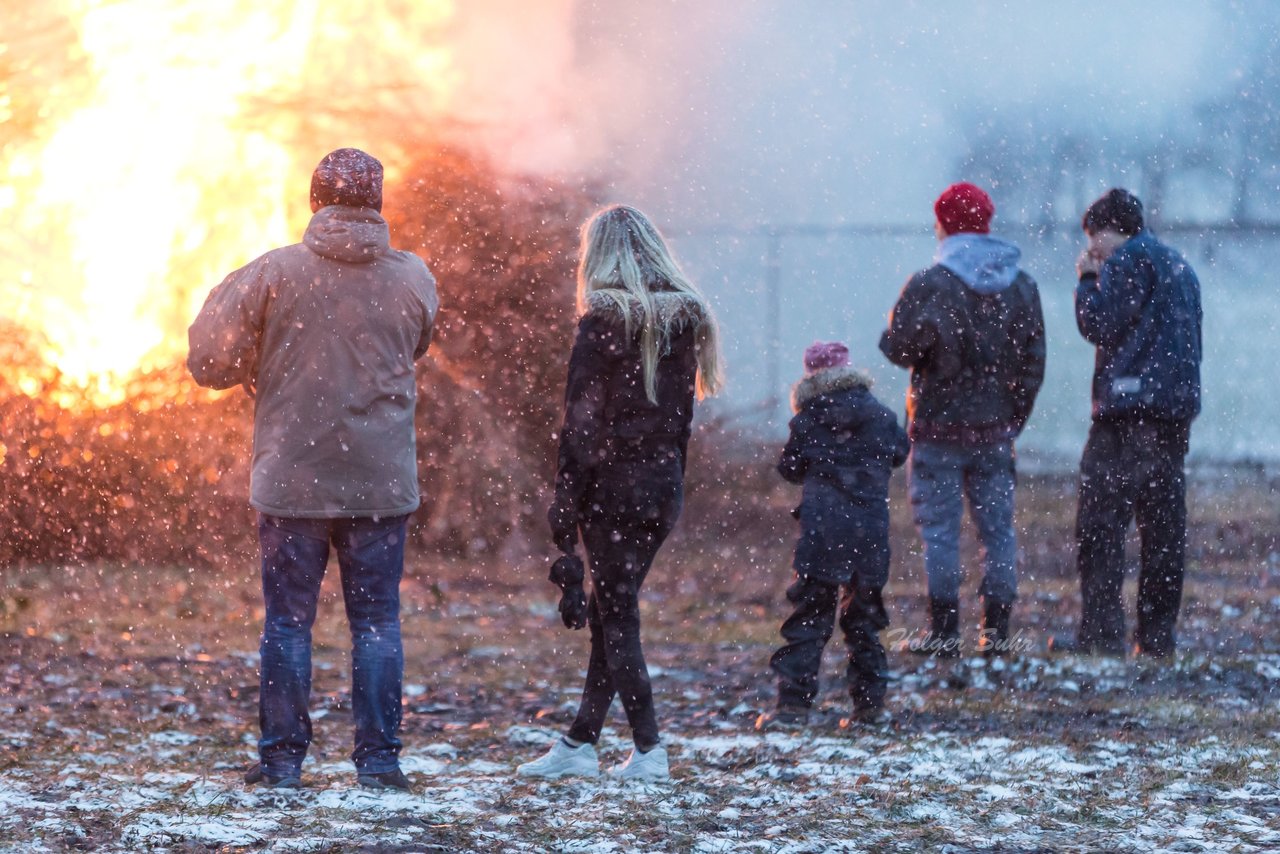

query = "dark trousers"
[[1075, 419, 1189, 656], [770, 576, 890, 711], [566, 463, 682, 750], [257, 513, 408, 777]]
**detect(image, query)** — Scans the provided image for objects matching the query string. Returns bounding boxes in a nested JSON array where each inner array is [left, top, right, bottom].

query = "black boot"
[[980, 599, 1012, 658], [1047, 635, 1127, 658], [911, 599, 960, 658]]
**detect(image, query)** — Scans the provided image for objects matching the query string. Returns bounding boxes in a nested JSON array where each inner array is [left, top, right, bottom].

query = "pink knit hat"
[[803, 341, 850, 375]]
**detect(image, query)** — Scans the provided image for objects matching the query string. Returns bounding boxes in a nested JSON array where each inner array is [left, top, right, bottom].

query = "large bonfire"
[[0, 1, 599, 566]]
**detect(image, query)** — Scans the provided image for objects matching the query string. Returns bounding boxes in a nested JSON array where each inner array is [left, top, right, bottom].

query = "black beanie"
[[1082, 188, 1144, 236], [310, 148, 383, 212]]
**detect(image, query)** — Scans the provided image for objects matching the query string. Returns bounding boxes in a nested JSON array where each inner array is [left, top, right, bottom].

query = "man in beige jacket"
[[188, 148, 438, 791]]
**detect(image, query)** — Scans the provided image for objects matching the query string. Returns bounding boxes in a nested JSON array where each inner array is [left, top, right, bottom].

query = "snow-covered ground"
[[3, 652, 1279, 852], [3, 485, 1278, 854]]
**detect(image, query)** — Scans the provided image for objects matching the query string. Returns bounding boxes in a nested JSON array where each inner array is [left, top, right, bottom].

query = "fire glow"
[[1, 0, 456, 406]]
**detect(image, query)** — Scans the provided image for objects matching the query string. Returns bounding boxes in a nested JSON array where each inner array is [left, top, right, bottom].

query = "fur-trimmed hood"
[[584, 288, 709, 336], [792, 365, 874, 413]]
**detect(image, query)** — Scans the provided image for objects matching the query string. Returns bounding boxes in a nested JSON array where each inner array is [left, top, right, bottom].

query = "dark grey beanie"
[[310, 148, 383, 212]]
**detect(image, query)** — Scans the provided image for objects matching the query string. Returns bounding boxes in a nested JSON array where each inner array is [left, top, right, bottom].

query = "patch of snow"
[[979, 784, 1020, 800], [505, 725, 556, 747], [399, 754, 449, 775], [462, 760, 507, 775], [422, 742, 459, 758], [121, 812, 278, 847]]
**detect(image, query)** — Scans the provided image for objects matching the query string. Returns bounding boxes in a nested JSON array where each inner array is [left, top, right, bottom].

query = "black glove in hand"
[[550, 554, 584, 588], [549, 554, 588, 630], [558, 584, 588, 630]]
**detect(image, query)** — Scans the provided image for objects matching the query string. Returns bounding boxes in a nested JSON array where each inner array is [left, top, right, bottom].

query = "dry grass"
[[1, 473, 1278, 851]]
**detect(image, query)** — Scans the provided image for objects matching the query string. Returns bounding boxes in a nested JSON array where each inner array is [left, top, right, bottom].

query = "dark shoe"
[[357, 768, 413, 792], [755, 704, 810, 731], [1047, 635, 1125, 658], [909, 599, 961, 658], [1133, 641, 1174, 661], [979, 599, 1012, 658], [850, 679, 888, 714], [244, 763, 301, 789], [1133, 627, 1176, 660]]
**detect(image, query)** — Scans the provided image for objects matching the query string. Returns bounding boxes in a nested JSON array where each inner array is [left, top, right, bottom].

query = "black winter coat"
[[1075, 230, 1202, 423], [779, 367, 909, 586], [549, 289, 705, 551], [880, 262, 1045, 444]]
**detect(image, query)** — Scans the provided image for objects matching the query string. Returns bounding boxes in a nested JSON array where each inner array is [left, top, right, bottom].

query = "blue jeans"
[[257, 513, 408, 777], [908, 440, 1017, 606]]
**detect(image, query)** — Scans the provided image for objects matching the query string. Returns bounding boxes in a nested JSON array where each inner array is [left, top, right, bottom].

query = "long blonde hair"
[[576, 205, 723, 402]]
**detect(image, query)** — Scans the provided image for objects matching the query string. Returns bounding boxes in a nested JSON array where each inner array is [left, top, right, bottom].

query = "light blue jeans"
[[908, 440, 1018, 606]]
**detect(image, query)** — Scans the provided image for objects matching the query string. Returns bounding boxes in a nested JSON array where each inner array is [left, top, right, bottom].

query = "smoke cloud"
[[448, 1, 1267, 226]]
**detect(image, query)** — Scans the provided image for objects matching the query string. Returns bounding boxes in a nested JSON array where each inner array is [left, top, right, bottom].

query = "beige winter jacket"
[[187, 205, 438, 518]]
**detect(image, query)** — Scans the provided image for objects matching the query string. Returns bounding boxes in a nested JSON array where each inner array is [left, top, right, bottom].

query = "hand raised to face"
[[1076, 248, 1102, 279]]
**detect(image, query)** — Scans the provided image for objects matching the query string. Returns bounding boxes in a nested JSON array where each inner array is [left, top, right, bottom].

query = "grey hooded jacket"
[[880, 234, 1045, 444], [187, 205, 439, 518]]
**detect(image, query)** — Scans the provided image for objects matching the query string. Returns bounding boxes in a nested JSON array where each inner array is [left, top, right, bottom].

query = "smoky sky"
[[453, 0, 1276, 227], [443, 1, 1280, 461]]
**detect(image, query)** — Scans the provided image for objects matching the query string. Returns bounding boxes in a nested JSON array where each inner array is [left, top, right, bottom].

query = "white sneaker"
[[516, 739, 600, 779], [608, 744, 670, 782]]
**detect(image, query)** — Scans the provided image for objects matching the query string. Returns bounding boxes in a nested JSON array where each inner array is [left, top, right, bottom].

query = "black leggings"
[[566, 467, 681, 750]]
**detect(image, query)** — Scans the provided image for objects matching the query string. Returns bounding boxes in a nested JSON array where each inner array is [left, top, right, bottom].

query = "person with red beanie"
[[879, 183, 1045, 661], [933, 182, 996, 237]]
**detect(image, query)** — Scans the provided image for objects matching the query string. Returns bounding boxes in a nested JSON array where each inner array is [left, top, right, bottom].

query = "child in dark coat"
[[760, 342, 909, 728]]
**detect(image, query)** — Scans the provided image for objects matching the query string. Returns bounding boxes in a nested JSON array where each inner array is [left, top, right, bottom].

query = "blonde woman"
[[517, 205, 723, 782]]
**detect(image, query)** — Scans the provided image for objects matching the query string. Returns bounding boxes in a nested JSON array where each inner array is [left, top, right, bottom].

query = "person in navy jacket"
[[1066, 188, 1202, 658]]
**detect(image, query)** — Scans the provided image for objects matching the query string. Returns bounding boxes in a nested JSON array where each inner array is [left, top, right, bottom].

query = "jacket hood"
[[303, 205, 391, 264], [585, 288, 709, 336], [935, 233, 1022, 294], [791, 365, 874, 413]]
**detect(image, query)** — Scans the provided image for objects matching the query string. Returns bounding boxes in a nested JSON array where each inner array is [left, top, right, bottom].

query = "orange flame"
[[1, 0, 456, 407]]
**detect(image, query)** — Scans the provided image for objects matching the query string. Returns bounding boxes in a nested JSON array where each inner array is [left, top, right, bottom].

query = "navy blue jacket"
[[779, 367, 909, 586], [1076, 230, 1202, 423]]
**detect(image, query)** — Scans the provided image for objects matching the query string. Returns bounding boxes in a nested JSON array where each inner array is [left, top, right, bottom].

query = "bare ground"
[[2, 471, 1279, 852]]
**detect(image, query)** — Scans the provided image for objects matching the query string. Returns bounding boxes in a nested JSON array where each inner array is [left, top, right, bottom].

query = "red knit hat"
[[934, 182, 994, 235], [803, 341, 850, 375]]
